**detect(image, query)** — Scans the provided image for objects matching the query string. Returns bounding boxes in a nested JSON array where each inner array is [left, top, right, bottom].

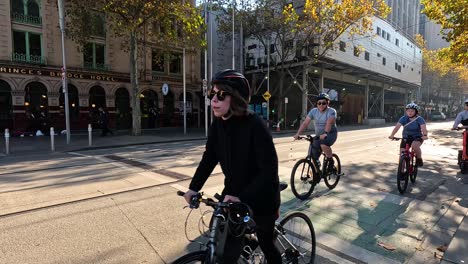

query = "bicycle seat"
[[279, 182, 288, 192]]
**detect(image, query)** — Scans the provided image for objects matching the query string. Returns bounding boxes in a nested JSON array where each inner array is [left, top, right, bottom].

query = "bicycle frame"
[[401, 142, 416, 175], [303, 136, 324, 174], [177, 191, 308, 264]]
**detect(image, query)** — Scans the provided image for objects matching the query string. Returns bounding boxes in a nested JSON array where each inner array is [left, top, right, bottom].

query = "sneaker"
[[416, 158, 423, 167]]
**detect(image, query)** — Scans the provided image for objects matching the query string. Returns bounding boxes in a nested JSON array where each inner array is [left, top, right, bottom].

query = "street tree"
[[215, 0, 390, 123], [421, 0, 468, 66], [65, 0, 205, 135], [416, 35, 468, 114]]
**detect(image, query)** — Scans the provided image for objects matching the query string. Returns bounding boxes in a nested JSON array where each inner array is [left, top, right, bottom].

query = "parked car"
[[430, 111, 447, 121]]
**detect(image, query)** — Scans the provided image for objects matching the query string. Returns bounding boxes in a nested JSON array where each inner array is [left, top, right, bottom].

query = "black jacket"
[[189, 113, 280, 216]]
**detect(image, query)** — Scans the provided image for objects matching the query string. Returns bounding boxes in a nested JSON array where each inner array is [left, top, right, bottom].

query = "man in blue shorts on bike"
[[294, 92, 338, 171], [452, 99, 468, 129], [388, 103, 428, 166]]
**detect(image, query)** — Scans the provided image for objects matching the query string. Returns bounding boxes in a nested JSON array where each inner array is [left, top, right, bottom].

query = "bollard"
[[4, 128, 10, 155], [50, 127, 55, 152], [88, 124, 92, 146]]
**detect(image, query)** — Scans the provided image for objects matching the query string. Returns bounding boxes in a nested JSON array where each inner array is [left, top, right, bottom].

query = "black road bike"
[[173, 184, 316, 264], [291, 135, 343, 200]]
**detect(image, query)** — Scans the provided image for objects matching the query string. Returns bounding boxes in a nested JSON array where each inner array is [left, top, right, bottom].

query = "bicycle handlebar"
[[177, 190, 230, 209], [296, 135, 319, 142], [453, 126, 468, 130]]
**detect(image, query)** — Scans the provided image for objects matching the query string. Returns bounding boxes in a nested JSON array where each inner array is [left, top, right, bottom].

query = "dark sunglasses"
[[208, 90, 230, 101], [317, 101, 328, 106], [465, 103, 468, 106]]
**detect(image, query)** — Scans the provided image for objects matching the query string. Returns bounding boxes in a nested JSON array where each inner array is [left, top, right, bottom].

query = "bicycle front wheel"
[[277, 212, 316, 264], [397, 157, 409, 194], [290, 159, 316, 200], [172, 250, 207, 264], [323, 154, 341, 189]]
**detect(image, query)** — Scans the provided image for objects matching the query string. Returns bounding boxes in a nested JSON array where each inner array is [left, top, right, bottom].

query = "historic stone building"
[[0, 0, 202, 133]]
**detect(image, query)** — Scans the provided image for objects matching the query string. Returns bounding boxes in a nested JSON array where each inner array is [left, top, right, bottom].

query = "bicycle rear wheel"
[[276, 212, 316, 264], [290, 159, 316, 200], [173, 250, 207, 264], [397, 157, 409, 194], [410, 156, 417, 183], [323, 154, 341, 189]]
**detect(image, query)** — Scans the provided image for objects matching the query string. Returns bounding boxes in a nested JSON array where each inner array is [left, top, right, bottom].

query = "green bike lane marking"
[[279, 177, 449, 264]]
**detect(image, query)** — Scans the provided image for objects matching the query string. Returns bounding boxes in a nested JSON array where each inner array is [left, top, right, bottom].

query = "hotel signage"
[[0, 65, 130, 83]]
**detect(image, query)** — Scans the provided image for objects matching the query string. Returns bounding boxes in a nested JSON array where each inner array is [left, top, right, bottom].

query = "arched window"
[[89, 86, 106, 109], [115, 88, 131, 129], [59, 84, 79, 119], [25, 81, 48, 115], [27, 0, 40, 17]]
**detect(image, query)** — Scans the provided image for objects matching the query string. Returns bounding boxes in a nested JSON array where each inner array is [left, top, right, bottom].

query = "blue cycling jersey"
[[398, 115, 425, 138]]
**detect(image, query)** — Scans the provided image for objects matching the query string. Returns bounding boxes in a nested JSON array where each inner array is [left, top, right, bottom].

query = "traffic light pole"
[[58, 0, 70, 144]]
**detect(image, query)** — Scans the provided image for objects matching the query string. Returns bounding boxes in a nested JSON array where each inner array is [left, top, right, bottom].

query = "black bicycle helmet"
[[212, 69, 251, 101], [317, 92, 330, 101]]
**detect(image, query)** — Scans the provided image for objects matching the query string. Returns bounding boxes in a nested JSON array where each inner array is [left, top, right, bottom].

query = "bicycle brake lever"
[[189, 193, 202, 209]]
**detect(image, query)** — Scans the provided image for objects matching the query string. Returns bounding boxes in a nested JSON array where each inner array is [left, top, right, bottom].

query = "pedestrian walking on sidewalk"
[[98, 107, 113, 137]]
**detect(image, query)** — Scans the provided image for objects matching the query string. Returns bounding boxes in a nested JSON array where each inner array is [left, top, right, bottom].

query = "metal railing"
[[11, 53, 46, 64], [83, 62, 110, 71], [11, 12, 42, 25]]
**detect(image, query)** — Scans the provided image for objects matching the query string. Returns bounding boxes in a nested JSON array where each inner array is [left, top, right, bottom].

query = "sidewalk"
[[0, 128, 208, 157]]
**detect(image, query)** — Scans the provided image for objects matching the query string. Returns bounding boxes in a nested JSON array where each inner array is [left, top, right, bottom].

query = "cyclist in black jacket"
[[183, 69, 281, 264]]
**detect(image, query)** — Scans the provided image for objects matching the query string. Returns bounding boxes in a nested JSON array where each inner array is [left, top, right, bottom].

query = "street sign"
[[285, 97, 288, 104], [263, 91, 271, 101]]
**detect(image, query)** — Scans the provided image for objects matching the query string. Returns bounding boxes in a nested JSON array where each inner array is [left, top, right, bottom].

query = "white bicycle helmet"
[[405, 102, 420, 113], [464, 99, 468, 104]]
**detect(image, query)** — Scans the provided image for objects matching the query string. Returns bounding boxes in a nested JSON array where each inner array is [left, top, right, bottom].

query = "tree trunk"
[[302, 65, 309, 121], [130, 31, 142, 136]]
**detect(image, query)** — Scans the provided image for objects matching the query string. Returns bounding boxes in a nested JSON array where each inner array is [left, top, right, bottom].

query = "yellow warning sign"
[[263, 91, 271, 101]]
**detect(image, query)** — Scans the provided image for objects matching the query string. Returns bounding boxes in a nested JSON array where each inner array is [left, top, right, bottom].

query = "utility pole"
[[232, 0, 235, 69], [183, 48, 186, 135], [57, 0, 71, 144], [204, 0, 208, 137]]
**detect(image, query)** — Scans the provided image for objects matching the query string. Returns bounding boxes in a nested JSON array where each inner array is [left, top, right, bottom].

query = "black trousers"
[[222, 214, 282, 264], [101, 124, 113, 136]]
